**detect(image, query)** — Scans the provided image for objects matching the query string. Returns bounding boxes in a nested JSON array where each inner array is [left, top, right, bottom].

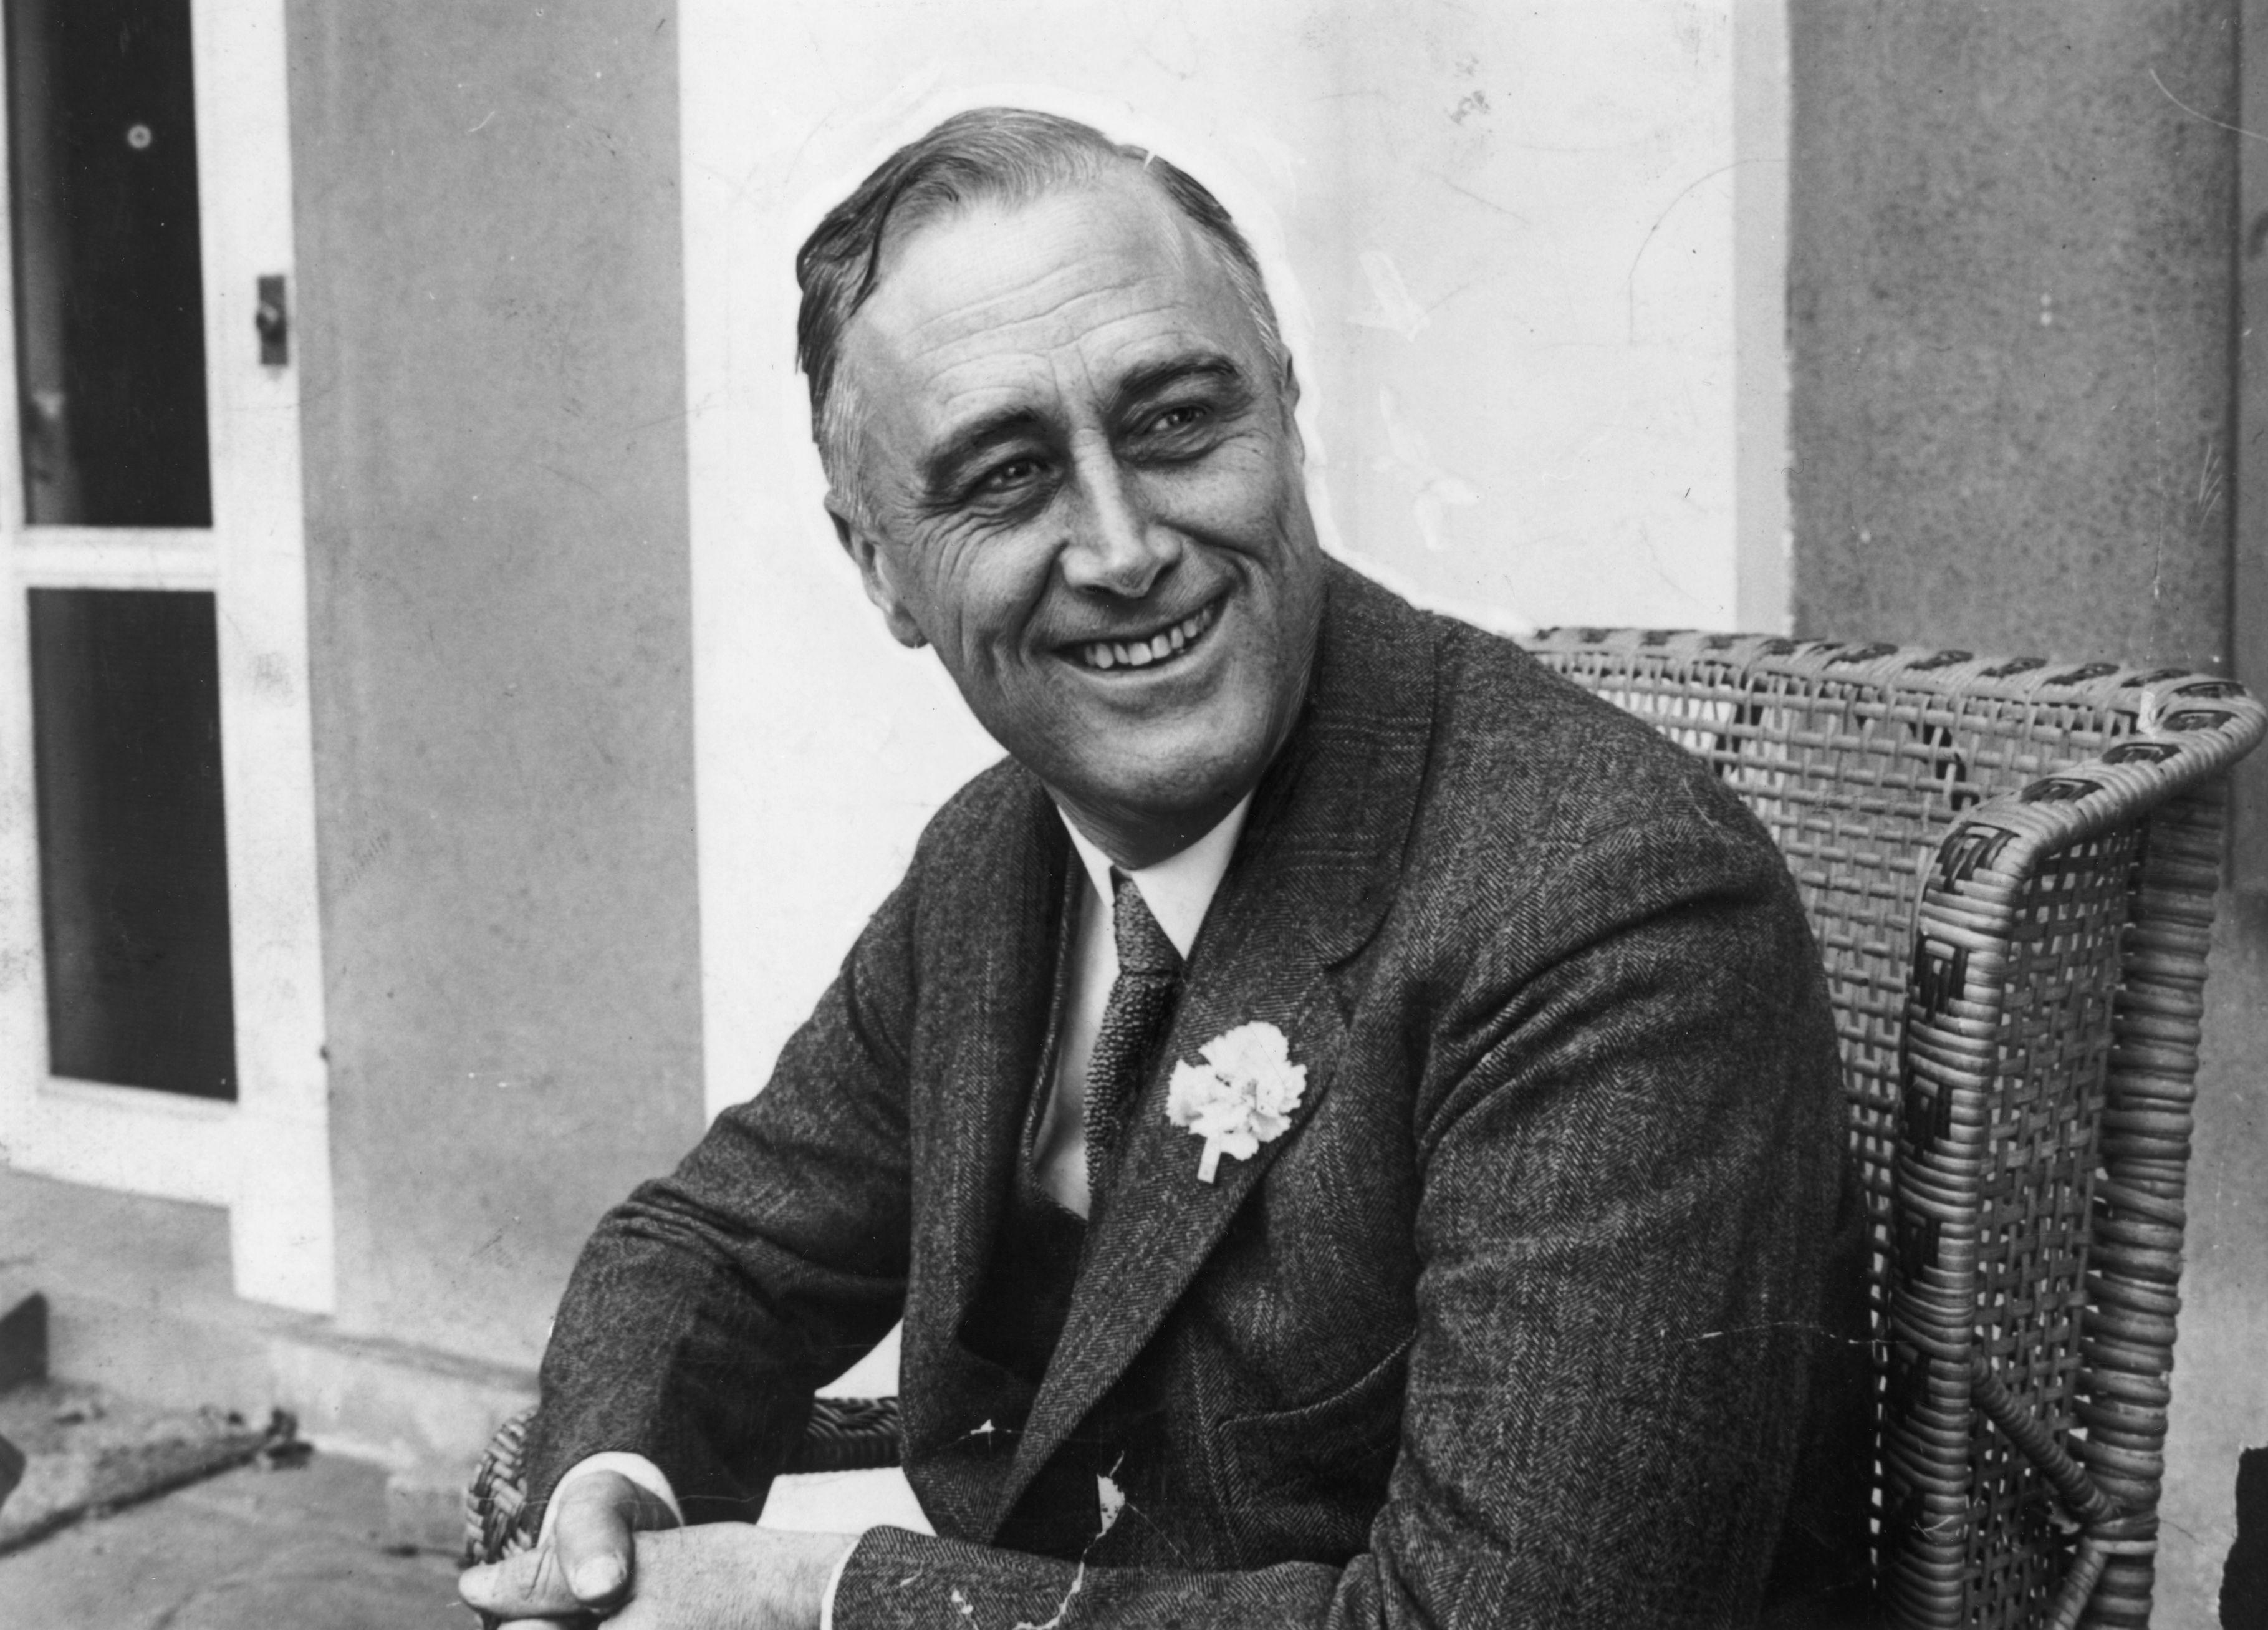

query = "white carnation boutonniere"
[[1166, 1021, 1308, 1183]]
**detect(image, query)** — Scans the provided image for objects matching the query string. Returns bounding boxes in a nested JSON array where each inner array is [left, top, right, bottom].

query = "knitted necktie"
[[1084, 871, 1183, 1207]]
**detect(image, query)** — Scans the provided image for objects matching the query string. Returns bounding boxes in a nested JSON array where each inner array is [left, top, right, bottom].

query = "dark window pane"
[[29, 588, 235, 1097], [6, 0, 211, 526]]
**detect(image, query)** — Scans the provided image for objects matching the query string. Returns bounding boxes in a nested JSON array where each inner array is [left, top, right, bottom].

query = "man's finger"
[[458, 1545, 584, 1619], [547, 1470, 644, 1611]]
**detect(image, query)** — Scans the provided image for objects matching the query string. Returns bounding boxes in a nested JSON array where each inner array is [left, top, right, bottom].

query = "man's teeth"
[[1079, 603, 1214, 671]]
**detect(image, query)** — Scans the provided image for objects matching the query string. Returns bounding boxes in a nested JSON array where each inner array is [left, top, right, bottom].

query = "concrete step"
[[1, 1170, 534, 1486], [0, 1381, 280, 1555], [0, 1442, 464, 1627]]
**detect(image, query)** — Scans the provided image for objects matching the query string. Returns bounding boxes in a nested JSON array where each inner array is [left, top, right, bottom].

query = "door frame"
[[0, 0, 330, 1313]]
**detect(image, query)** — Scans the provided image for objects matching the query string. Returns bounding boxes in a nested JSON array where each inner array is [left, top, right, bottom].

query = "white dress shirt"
[[1034, 794, 1251, 1217], [548, 794, 1252, 1628]]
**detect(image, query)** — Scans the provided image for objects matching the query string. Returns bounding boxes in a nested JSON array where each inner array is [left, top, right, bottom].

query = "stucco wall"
[[286, 4, 704, 1369], [1788, 1, 2236, 673], [1789, 5, 2254, 1622]]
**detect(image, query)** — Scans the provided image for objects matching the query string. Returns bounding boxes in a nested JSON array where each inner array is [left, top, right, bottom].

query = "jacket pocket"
[[1214, 1331, 1413, 1565]]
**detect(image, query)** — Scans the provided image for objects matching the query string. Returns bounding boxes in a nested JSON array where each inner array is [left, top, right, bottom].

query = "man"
[[463, 109, 1868, 1629]]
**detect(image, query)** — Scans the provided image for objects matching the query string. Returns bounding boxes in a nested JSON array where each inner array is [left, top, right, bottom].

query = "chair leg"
[[2080, 791, 2226, 1627]]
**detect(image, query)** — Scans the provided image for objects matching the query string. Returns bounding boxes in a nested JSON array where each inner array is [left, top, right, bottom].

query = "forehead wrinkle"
[[914, 287, 1246, 393], [908, 294, 1238, 438], [843, 178, 1274, 492], [873, 180, 1237, 354], [893, 259, 1193, 370]]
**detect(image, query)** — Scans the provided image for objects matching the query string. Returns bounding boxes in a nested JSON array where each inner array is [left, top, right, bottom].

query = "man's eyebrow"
[[913, 354, 1257, 501], [1110, 352, 1253, 412], [916, 407, 1045, 499]]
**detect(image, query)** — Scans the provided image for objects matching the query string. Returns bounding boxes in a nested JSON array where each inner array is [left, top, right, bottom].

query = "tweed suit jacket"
[[529, 562, 1870, 1627]]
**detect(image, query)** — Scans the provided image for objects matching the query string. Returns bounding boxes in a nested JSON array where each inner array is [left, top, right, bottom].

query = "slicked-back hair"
[[795, 107, 1288, 507]]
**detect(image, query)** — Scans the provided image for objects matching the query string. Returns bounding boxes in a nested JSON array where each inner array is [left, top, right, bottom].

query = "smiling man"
[[822, 144, 1324, 884], [462, 109, 1870, 1629]]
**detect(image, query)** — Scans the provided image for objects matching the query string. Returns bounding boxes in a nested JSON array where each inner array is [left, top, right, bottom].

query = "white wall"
[[678, 0, 1789, 1119]]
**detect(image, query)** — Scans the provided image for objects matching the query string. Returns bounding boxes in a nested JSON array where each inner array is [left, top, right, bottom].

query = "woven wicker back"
[[1526, 630, 2265, 1630]]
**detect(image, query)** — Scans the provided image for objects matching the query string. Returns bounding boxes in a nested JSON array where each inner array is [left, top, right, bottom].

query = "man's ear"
[[827, 491, 928, 650]]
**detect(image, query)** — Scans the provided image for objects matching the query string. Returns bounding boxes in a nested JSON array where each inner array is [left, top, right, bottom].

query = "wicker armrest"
[[1916, 679, 2264, 905], [1885, 687, 2264, 1630]]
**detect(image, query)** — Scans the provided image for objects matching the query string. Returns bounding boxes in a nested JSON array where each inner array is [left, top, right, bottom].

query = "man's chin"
[[1041, 735, 1277, 855]]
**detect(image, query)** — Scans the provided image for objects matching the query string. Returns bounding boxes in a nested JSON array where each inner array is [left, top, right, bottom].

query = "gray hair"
[[795, 107, 1288, 518]]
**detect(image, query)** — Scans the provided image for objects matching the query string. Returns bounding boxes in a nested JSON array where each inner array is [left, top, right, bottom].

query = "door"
[[0, 0, 329, 1312]]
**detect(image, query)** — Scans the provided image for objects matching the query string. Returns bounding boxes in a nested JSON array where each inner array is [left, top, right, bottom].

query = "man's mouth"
[[1068, 599, 1219, 673]]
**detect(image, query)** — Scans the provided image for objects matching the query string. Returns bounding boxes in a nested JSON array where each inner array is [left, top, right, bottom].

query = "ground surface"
[[0, 1450, 463, 1629], [0, 1380, 273, 1555], [0, 1431, 928, 1630]]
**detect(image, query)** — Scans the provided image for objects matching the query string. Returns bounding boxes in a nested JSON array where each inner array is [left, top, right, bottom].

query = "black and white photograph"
[[0, 4, 2263, 1627]]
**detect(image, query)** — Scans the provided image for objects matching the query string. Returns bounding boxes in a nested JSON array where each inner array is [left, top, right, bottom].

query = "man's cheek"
[[1183, 515, 1269, 564]]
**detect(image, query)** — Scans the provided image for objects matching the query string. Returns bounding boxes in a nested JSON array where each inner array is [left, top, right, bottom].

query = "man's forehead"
[[840, 176, 1261, 411]]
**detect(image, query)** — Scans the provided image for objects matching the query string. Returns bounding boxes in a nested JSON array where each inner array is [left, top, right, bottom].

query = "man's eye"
[[1150, 403, 1209, 434], [977, 457, 1047, 493]]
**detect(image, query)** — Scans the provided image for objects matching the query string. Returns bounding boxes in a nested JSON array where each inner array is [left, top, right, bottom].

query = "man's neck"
[[1049, 787, 1252, 874], [1056, 793, 1253, 961]]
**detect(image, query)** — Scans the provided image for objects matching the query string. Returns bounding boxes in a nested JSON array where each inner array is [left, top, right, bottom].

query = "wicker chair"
[[1527, 630, 2264, 1630], [469, 631, 2264, 1630]]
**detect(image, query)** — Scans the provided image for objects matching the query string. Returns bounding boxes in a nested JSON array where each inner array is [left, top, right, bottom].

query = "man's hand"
[[461, 1506, 855, 1630], [459, 1467, 677, 1625]]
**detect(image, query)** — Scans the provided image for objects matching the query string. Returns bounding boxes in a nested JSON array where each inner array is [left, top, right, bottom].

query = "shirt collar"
[[1057, 793, 1253, 962]]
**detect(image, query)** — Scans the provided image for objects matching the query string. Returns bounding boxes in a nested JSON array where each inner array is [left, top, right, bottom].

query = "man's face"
[[829, 173, 1327, 866]]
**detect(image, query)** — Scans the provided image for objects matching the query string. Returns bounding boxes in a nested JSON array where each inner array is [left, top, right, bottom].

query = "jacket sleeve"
[[827, 792, 1868, 1628], [524, 869, 921, 1528]]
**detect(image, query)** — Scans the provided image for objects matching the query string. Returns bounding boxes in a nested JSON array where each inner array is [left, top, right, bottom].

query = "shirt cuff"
[[817, 1537, 860, 1630], [538, 1451, 685, 1542]]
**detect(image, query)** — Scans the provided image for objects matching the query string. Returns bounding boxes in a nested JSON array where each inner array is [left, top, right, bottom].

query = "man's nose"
[[1059, 454, 1178, 599]]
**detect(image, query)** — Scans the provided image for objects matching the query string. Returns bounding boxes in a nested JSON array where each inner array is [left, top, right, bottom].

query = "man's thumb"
[[457, 1544, 580, 1620], [550, 1471, 641, 1609]]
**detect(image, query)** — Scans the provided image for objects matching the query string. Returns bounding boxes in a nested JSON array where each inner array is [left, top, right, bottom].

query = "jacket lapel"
[[898, 776, 1069, 1536], [986, 562, 1441, 1533]]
